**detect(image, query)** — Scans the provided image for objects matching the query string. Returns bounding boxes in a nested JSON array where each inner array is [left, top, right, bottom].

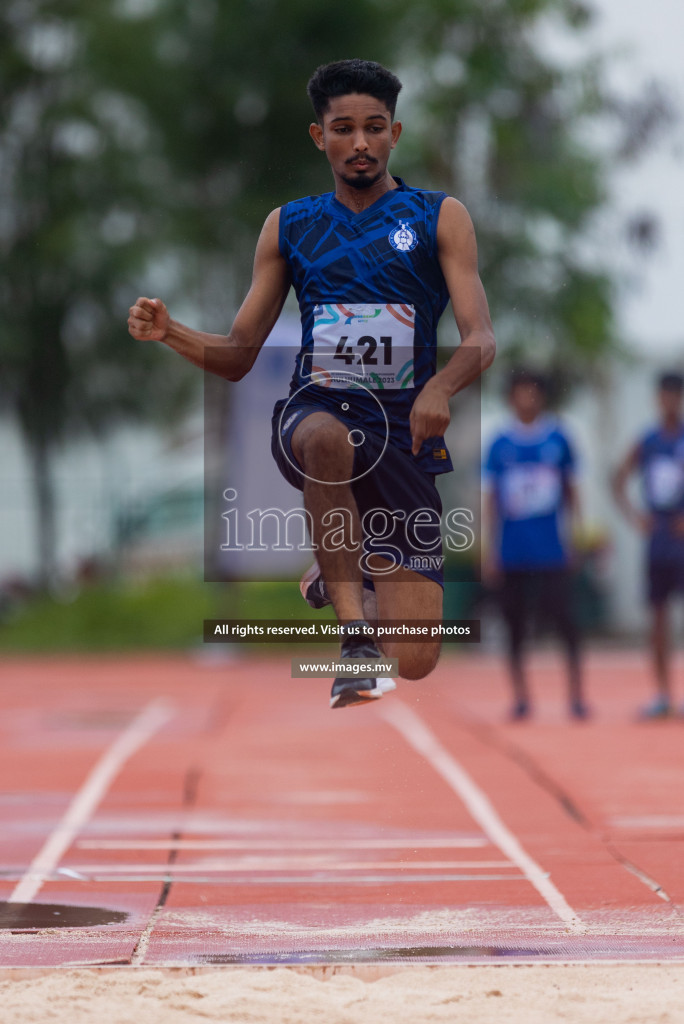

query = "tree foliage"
[[0, 0, 196, 581], [95, 0, 663, 370], [391, 0, 668, 374], [0, 0, 670, 581]]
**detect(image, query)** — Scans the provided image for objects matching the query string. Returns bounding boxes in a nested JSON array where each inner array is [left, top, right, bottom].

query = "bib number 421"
[[334, 335, 392, 366]]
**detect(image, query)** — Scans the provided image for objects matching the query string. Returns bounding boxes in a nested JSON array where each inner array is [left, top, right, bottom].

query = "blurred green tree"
[[394, 0, 670, 378], [114, 0, 667, 371], [0, 0, 196, 585], [0, 0, 669, 584]]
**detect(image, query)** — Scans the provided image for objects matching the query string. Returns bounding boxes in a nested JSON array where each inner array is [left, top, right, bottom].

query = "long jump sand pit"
[[0, 964, 682, 1023]]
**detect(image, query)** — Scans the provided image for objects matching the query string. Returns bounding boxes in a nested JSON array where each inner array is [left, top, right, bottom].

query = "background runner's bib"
[[639, 427, 684, 516], [311, 302, 415, 390], [500, 463, 562, 520], [645, 455, 684, 510]]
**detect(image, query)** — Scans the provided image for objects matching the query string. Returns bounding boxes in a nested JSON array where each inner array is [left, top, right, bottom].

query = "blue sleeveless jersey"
[[278, 178, 453, 474], [484, 416, 576, 569], [638, 425, 684, 552]]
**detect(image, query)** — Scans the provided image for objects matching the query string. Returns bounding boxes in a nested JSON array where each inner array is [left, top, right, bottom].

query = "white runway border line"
[[380, 699, 585, 934], [8, 698, 173, 906]]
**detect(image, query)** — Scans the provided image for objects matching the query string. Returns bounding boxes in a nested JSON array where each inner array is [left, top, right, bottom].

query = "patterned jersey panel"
[[278, 179, 453, 472]]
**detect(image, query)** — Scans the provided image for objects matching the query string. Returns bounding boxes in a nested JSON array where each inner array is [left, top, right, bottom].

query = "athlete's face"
[[509, 382, 545, 423], [658, 386, 683, 424], [309, 93, 401, 190]]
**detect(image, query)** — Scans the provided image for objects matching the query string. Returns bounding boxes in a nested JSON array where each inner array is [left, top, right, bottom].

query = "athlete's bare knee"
[[395, 643, 441, 680], [292, 414, 351, 477]]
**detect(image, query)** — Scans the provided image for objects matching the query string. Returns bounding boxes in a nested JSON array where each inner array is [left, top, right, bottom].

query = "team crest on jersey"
[[389, 221, 418, 252]]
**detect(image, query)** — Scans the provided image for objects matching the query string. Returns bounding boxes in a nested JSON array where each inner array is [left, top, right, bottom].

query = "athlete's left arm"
[[563, 475, 583, 560], [410, 198, 496, 455]]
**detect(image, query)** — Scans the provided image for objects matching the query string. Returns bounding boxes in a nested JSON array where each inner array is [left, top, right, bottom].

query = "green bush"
[[0, 575, 327, 653]]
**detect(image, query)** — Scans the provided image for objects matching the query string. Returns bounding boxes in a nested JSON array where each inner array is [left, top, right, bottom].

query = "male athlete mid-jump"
[[128, 59, 496, 708]]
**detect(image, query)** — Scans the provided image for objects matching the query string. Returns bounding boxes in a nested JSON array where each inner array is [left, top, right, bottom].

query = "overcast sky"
[[586, 0, 684, 355]]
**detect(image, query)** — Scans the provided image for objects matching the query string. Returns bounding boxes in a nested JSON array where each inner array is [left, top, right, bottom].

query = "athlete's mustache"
[[346, 155, 378, 166]]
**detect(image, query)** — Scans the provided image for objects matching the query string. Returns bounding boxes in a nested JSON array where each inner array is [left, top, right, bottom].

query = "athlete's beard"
[[341, 159, 382, 190]]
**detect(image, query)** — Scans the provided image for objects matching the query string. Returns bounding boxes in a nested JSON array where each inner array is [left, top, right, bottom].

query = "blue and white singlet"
[[637, 425, 684, 562], [484, 416, 576, 570], [278, 177, 453, 474]]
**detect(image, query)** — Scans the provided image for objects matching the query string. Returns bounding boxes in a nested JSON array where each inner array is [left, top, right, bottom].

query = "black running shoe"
[[570, 699, 591, 720], [330, 675, 397, 709], [509, 699, 531, 721], [330, 620, 396, 709], [300, 561, 331, 609]]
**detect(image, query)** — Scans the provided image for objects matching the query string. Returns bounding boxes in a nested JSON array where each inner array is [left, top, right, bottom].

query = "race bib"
[[310, 302, 415, 390], [501, 463, 562, 520], [647, 455, 684, 509]]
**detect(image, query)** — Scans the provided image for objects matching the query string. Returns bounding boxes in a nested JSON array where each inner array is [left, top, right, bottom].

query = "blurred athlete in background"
[[484, 370, 587, 720], [613, 372, 684, 719], [129, 58, 495, 708]]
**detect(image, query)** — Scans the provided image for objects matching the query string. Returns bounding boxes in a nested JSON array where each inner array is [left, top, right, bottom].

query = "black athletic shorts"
[[643, 557, 684, 602], [271, 398, 444, 587], [647, 532, 684, 605]]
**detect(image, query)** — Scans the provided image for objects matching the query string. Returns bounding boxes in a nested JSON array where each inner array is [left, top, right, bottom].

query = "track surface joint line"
[[464, 718, 682, 914]]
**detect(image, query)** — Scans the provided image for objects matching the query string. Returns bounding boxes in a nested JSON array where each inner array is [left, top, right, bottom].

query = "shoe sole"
[[330, 677, 396, 710]]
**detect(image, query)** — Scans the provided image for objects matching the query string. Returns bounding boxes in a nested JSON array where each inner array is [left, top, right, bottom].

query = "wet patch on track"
[[0, 902, 129, 931]]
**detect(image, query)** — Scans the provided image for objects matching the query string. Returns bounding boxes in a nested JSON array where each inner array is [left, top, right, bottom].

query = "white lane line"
[[63, 860, 517, 873], [76, 837, 488, 851], [8, 699, 173, 905], [89, 874, 526, 885], [380, 700, 585, 934]]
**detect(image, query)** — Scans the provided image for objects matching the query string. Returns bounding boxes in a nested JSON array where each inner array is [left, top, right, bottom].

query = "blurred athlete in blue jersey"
[[484, 370, 587, 720], [128, 59, 496, 708], [613, 372, 684, 719]]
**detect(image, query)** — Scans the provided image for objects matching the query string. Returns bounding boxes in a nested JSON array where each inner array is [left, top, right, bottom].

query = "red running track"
[[0, 649, 683, 967]]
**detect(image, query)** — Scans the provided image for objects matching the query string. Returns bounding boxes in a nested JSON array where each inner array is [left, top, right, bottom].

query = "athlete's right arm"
[[127, 209, 290, 381]]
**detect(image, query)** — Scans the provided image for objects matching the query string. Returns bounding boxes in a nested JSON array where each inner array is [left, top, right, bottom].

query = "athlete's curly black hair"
[[307, 59, 402, 122]]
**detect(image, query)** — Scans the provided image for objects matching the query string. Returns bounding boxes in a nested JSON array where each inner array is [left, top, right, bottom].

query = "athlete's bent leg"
[[291, 412, 365, 624], [371, 562, 442, 679]]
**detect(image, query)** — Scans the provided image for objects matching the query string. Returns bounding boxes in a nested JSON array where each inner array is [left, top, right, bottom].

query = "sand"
[[0, 964, 682, 1023]]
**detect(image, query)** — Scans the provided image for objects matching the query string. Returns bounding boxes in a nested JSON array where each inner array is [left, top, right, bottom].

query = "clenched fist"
[[128, 297, 170, 342]]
